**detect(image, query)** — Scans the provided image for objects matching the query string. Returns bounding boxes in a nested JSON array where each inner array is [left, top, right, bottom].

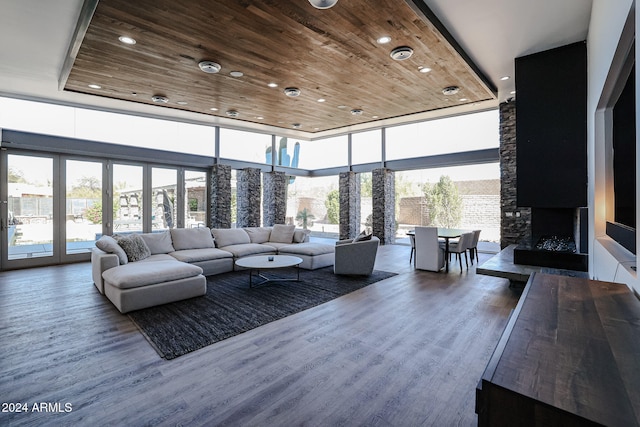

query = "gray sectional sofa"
[[91, 224, 335, 313]]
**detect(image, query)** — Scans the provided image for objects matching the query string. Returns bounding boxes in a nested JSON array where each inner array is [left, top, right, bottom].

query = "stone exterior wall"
[[500, 101, 531, 248], [236, 168, 261, 228], [372, 168, 395, 244], [339, 171, 361, 240], [209, 164, 231, 229], [262, 171, 287, 226]]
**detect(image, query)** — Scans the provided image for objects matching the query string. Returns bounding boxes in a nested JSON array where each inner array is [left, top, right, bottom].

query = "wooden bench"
[[476, 273, 640, 426]]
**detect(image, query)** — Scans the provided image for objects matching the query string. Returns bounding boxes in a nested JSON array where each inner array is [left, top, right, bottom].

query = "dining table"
[[407, 227, 470, 273]]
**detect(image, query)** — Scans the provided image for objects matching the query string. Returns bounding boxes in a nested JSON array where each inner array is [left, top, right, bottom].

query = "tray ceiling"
[[63, 0, 497, 133]]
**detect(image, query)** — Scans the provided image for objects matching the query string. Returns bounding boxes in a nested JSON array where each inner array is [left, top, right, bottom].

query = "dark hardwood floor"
[[0, 245, 519, 426]]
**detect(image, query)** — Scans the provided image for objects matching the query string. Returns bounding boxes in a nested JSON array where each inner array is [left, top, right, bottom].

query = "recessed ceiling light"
[[88, 84, 102, 89], [268, 82, 278, 88], [442, 86, 460, 95], [377, 36, 392, 44], [151, 95, 169, 103], [292, 123, 301, 129], [390, 46, 413, 61], [256, 116, 264, 120], [118, 36, 136, 45], [419, 66, 432, 73], [284, 87, 301, 97], [176, 101, 188, 105], [372, 115, 379, 119], [500, 76, 510, 81], [198, 61, 221, 74], [308, 0, 338, 9], [230, 71, 243, 77], [459, 98, 468, 102], [210, 107, 219, 111], [337, 105, 347, 109], [317, 98, 326, 103], [510, 90, 516, 95]]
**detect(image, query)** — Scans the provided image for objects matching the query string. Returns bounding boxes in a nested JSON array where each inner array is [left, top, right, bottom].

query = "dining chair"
[[409, 233, 416, 266], [414, 226, 445, 272], [467, 230, 481, 265], [446, 232, 474, 271]]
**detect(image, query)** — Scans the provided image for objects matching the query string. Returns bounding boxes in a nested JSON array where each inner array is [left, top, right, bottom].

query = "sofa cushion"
[[170, 227, 215, 250], [95, 235, 128, 265], [114, 234, 151, 262], [169, 248, 234, 263], [219, 243, 276, 258], [244, 227, 272, 243], [293, 228, 311, 243], [278, 242, 335, 256], [102, 260, 202, 289], [269, 224, 295, 243], [140, 231, 175, 254], [211, 228, 251, 247]]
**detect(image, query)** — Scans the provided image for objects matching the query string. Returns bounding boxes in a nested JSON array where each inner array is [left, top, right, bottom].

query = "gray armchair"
[[334, 236, 380, 275]]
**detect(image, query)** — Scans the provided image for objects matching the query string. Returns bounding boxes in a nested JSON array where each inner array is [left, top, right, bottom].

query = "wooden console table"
[[476, 273, 640, 426]]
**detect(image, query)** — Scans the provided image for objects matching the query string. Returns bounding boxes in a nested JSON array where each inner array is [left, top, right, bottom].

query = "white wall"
[[588, 0, 639, 293]]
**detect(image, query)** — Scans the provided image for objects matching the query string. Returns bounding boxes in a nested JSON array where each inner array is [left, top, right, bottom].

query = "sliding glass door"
[[1, 153, 56, 269]]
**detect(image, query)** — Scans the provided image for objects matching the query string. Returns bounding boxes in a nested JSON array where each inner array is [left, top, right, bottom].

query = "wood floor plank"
[[0, 245, 518, 426]]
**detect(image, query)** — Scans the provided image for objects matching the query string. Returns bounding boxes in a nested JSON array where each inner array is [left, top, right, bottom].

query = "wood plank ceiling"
[[64, 0, 497, 133]]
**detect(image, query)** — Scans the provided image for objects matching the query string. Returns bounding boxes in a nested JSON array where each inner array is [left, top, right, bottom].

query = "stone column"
[[263, 171, 287, 226], [339, 171, 361, 240], [236, 167, 262, 227], [500, 101, 531, 248], [372, 168, 395, 244], [209, 164, 232, 229]]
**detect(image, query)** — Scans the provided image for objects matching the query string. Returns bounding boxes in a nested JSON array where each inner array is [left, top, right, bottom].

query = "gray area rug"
[[129, 267, 397, 359]]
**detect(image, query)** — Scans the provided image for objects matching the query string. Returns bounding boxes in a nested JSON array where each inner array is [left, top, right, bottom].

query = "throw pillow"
[[353, 230, 372, 243], [95, 235, 128, 265], [139, 231, 175, 255], [114, 234, 151, 262], [243, 227, 271, 244], [170, 227, 215, 250], [269, 224, 296, 243], [293, 228, 311, 243], [211, 228, 251, 248]]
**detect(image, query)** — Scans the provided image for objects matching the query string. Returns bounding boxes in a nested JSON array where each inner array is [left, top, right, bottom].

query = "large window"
[[296, 136, 347, 170], [386, 110, 499, 160], [220, 128, 271, 164], [395, 163, 500, 243], [66, 159, 102, 254], [286, 175, 339, 238], [113, 164, 144, 234], [352, 130, 381, 165]]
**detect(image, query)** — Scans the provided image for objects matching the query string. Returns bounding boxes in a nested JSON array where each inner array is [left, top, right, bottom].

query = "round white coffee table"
[[235, 255, 303, 288]]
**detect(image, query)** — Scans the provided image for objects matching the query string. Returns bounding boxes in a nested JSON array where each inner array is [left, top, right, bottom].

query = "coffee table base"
[[247, 266, 300, 288]]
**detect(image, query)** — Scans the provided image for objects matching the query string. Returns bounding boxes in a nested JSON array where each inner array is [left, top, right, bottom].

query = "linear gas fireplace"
[[513, 208, 588, 271]]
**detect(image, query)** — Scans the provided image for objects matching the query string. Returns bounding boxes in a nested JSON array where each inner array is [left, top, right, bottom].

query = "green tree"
[[68, 176, 102, 198], [296, 208, 315, 229], [422, 175, 462, 228], [325, 189, 340, 224]]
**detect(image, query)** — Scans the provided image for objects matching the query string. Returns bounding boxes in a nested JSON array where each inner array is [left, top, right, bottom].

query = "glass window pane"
[[296, 136, 347, 169], [220, 128, 272, 163], [286, 175, 339, 239], [152, 168, 177, 230], [271, 136, 301, 169], [66, 160, 102, 254], [185, 170, 207, 228], [395, 163, 500, 243], [386, 110, 499, 160], [360, 172, 373, 233], [113, 164, 143, 234], [352, 130, 381, 165], [7, 155, 53, 259]]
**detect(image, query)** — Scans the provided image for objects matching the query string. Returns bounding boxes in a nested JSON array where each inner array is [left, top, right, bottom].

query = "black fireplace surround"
[[513, 42, 589, 272]]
